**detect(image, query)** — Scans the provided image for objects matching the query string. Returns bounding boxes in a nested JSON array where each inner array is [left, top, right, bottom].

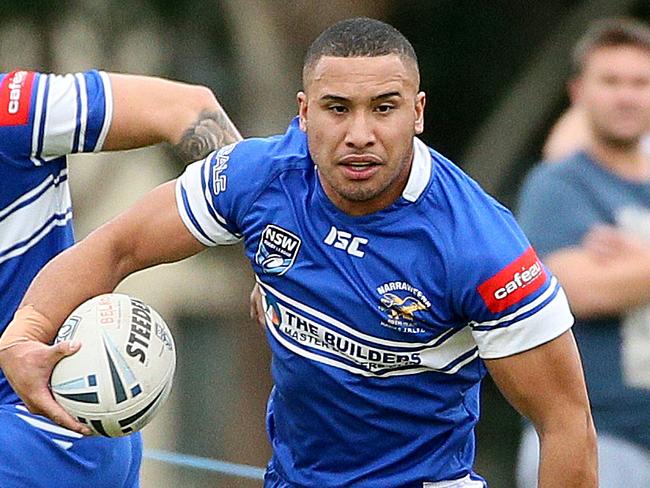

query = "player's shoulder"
[[225, 117, 311, 178], [185, 117, 311, 209], [418, 144, 526, 260], [422, 145, 511, 221]]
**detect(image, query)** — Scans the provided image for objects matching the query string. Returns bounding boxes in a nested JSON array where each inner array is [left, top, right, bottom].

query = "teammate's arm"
[[0, 181, 202, 433], [103, 73, 241, 162], [485, 331, 598, 488]]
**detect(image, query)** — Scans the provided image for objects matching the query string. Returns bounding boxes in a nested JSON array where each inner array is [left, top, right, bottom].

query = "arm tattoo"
[[174, 109, 242, 163]]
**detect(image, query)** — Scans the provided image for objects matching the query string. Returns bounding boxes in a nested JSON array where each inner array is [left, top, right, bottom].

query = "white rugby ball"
[[50, 293, 176, 437]]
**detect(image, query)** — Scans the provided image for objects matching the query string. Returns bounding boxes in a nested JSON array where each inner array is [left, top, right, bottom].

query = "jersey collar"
[[402, 137, 432, 203]]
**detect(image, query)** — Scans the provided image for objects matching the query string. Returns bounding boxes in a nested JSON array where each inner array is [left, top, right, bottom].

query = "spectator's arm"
[[545, 226, 650, 318], [542, 106, 591, 161]]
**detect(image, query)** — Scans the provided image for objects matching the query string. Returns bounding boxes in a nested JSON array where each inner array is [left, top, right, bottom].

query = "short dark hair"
[[573, 17, 650, 74], [302, 17, 419, 87]]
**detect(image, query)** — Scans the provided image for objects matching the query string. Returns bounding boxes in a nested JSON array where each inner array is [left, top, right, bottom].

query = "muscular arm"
[[0, 182, 204, 431], [22, 180, 203, 332], [485, 331, 598, 487], [546, 227, 650, 318], [103, 73, 241, 162]]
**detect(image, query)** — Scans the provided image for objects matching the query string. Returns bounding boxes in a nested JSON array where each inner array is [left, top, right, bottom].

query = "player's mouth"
[[338, 154, 382, 180]]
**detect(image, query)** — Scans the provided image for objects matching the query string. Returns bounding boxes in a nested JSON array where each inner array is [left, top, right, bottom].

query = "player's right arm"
[[0, 180, 203, 434]]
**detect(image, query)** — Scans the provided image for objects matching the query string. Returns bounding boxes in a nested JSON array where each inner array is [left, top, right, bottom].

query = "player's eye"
[[328, 105, 348, 114], [375, 104, 394, 113]]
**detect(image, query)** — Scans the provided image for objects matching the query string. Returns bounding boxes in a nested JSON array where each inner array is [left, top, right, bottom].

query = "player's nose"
[[344, 112, 376, 149]]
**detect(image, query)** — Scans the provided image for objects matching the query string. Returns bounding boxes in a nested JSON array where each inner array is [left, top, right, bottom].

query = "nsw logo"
[[255, 224, 302, 275]]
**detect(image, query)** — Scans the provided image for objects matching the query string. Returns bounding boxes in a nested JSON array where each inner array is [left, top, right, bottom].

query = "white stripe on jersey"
[[15, 412, 83, 439], [30, 74, 47, 166], [0, 169, 66, 221], [53, 439, 74, 450], [95, 71, 113, 151], [259, 280, 479, 377], [176, 160, 242, 246], [259, 278, 468, 349], [266, 318, 435, 378], [74, 73, 88, 152], [40, 73, 80, 158], [472, 276, 562, 329], [27, 71, 111, 161], [15, 405, 83, 443], [0, 169, 72, 265], [472, 283, 574, 359]]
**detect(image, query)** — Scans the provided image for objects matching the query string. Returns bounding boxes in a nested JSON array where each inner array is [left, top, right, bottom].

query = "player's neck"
[[588, 139, 650, 182]]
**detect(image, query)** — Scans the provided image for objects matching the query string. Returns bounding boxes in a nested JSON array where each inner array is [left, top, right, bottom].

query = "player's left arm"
[[103, 73, 241, 162], [485, 331, 598, 488]]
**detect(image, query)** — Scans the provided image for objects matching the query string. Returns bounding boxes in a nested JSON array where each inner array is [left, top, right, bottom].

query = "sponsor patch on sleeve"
[[0, 70, 35, 126], [477, 247, 547, 313]]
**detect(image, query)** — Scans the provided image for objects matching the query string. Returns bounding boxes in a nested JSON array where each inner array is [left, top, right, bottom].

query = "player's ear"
[[568, 77, 582, 105], [297, 91, 308, 132], [414, 92, 426, 135]]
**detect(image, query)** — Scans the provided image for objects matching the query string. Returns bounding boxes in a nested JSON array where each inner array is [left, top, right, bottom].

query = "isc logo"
[[324, 226, 368, 258]]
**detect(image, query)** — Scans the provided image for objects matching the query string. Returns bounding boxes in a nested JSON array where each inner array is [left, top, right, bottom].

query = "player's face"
[[298, 54, 425, 215], [572, 45, 650, 147]]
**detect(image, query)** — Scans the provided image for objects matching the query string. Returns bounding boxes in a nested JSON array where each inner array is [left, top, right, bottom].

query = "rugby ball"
[[50, 293, 175, 437]]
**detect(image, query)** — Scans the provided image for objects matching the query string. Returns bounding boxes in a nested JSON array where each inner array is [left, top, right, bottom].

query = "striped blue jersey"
[[176, 118, 573, 487], [0, 70, 112, 405]]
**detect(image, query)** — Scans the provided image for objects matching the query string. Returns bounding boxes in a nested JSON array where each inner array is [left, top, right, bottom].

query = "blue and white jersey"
[[0, 70, 111, 401], [177, 118, 573, 487], [0, 69, 142, 488]]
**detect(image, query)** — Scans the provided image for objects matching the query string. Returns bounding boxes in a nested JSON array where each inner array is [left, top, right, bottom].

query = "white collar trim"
[[402, 137, 431, 202]]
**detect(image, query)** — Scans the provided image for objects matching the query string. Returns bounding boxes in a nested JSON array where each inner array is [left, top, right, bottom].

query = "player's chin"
[[336, 182, 383, 202]]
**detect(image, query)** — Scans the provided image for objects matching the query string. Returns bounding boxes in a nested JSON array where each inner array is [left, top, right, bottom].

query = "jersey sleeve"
[[176, 140, 267, 246], [449, 194, 574, 359], [0, 70, 112, 166]]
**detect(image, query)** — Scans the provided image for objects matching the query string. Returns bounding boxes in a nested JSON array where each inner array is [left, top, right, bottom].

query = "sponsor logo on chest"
[[263, 292, 423, 374]]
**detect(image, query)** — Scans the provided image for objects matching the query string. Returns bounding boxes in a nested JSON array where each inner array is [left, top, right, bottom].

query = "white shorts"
[[423, 475, 485, 487]]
